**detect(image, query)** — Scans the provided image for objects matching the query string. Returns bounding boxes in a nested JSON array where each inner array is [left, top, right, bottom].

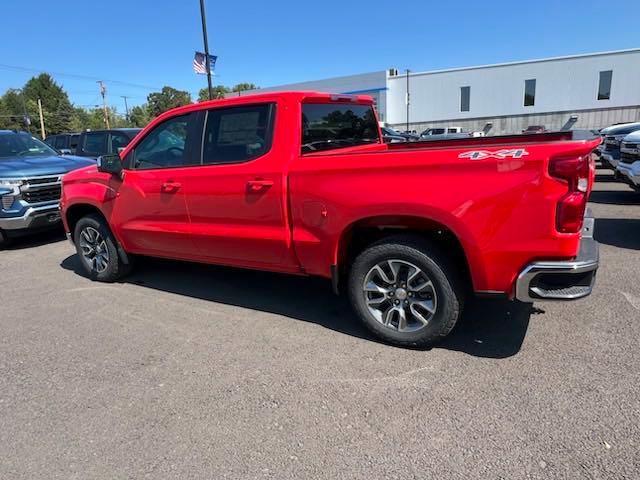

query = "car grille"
[[21, 176, 62, 204], [603, 137, 620, 151], [621, 151, 640, 164]]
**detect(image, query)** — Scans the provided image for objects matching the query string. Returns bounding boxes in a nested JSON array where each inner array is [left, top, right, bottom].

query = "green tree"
[[198, 85, 231, 101], [129, 104, 152, 127], [232, 83, 258, 93], [0, 89, 31, 131], [147, 86, 192, 117], [22, 73, 75, 135]]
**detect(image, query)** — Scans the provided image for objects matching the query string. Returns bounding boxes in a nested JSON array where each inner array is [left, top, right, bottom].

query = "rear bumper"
[[515, 215, 599, 302], [0, 203, 61, 231]]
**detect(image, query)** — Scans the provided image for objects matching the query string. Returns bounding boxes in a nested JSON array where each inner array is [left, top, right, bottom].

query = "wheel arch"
[[333, 214, 481, 294], [65, 202, 131, 265]]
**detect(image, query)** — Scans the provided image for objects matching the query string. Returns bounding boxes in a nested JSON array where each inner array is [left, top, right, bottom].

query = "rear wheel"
[[348, 236, 464, 348], [73, 214, 131, 282]]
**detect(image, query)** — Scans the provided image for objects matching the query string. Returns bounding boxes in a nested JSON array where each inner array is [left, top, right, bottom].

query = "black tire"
[[348, 235, 464, 348], [73, 214, 131, 282]]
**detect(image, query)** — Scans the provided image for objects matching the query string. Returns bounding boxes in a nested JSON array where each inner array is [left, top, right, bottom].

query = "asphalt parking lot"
[[1, 168, 638, 479]]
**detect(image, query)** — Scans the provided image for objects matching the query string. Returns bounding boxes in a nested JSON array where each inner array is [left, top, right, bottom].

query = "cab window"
[[81, 132, 107, 156], [132, 114, 194, 170], [202, 103, 274, 165], [301, 103, 379, 154]]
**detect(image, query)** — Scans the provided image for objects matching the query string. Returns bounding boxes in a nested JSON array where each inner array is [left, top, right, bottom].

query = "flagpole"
[[199, 0, 213, 100]]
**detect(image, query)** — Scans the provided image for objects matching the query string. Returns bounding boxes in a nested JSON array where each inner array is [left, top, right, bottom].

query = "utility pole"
[[97, 81, 110, 129], [121, 96, 130, 122], [199, 0, 213, 100], [405, 69, 410, 133], [37, 98, 46, 139]]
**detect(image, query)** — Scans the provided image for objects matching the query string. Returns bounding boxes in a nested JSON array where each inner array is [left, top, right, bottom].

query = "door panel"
[[182, 103, 297, 270], [112, 167, 197, 257], [110, 113, 199, 259]]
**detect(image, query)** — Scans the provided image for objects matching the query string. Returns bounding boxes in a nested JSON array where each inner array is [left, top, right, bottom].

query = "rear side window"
[[81, 132, 107, 155], [301, 103, 379, 154], [110, 132, 131, 153], [54, 136, 66, 149], [202, 103, 274, 165], [69, 134, 80, 150]]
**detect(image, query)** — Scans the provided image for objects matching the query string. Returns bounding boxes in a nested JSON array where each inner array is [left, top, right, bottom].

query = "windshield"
[[383, 127, 402, 136], [0, 132, 58, 158]]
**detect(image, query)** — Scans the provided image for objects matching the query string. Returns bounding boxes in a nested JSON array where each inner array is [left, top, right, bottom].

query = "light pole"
[[405, 69, 410, 133], [199, 0, 213, 100], [121, 96, 130, 122]]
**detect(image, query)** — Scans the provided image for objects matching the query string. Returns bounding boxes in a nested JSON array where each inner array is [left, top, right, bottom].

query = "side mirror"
[[59, 148, 73, 155], [97, 154, 123, 175]]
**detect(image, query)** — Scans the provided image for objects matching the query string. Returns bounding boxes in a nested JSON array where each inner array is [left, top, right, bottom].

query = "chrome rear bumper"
[[515, 215, 599, 302]]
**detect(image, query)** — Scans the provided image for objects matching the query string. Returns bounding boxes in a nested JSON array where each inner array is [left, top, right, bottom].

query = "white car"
[[616, 130, 640, 190]]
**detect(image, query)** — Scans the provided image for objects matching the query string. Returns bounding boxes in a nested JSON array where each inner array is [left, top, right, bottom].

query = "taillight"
[[549, 155, 590, 233]]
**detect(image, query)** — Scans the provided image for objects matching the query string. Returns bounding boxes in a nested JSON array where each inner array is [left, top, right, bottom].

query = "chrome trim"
[[616, 161, 640, 187], [515, 215, 599, 303], [0, 204, 61, 230]]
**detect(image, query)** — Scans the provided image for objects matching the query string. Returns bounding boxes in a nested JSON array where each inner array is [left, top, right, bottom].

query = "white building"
[[241, 48, 640, 135]]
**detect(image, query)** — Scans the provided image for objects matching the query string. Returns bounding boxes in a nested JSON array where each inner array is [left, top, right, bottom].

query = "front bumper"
[[616, 161, 640, 189], [515, 215, 599, 302], [0, 203, 61, 231], [600, 152, 619, 169]]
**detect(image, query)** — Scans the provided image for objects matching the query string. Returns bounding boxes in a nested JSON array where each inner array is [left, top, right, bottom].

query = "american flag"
[[193, 51, 217, 75]]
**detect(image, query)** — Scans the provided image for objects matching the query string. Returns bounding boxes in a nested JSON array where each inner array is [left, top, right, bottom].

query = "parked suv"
[[75, 128, 141, 159], [616, 130, 640, 190], [599, 122, 640, 171], [0, 130, 94, 247], [44, 132, 80, 154]]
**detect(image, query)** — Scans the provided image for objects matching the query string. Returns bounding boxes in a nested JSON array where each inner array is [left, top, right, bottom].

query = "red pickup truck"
[[60, 91, 600, 347]]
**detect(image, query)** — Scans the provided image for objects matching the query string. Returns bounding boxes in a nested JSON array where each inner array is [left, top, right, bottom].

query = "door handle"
[[247, 179, 274, 192], [161, 181, 181, 193]]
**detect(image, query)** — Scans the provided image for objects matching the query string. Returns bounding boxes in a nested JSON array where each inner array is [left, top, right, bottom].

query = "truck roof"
[[138, 91, 375, 137]]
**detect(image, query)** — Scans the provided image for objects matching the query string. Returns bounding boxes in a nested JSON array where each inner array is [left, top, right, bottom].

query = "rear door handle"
[[161, 181, 181, 193], [247, 179, 274, 192]]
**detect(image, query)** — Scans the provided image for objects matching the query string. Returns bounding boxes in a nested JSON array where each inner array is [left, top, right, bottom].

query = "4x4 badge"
[[459, 149, 529, 160]]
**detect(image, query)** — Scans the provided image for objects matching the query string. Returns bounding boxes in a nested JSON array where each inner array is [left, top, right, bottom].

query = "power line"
[[0, 63, 162, 90]]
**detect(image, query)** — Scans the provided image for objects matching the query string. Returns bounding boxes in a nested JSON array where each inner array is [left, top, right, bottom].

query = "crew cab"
[[0, 130, 94, 247], [60, 91, 601, 347]]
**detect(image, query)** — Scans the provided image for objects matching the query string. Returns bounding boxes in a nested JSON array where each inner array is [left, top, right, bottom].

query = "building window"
[[524, 79, 536, 106], [598, 70, 613, 100], [460, 86, 470, 112]]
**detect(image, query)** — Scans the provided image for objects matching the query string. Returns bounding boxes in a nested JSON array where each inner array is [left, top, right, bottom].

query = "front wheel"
[[73, 214, 131, 282], [348, 236, 464, 348]]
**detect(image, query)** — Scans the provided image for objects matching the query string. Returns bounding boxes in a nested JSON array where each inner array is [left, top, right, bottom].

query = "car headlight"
[[0, 178, 24, 188]]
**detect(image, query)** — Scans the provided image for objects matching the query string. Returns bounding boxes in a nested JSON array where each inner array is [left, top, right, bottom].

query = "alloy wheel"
[[362, 259, 438, 332], [78, 226, 110, 273]]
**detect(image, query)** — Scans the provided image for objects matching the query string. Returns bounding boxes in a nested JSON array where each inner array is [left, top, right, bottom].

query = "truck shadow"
[[595, 218, 640, 250], [4, 228, 66, 250], [589, 190, 640, 205], [61, 254, 532, 359]]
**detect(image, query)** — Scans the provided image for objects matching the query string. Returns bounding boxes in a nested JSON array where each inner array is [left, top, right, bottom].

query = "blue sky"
[[0, 0, 637, 115]]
